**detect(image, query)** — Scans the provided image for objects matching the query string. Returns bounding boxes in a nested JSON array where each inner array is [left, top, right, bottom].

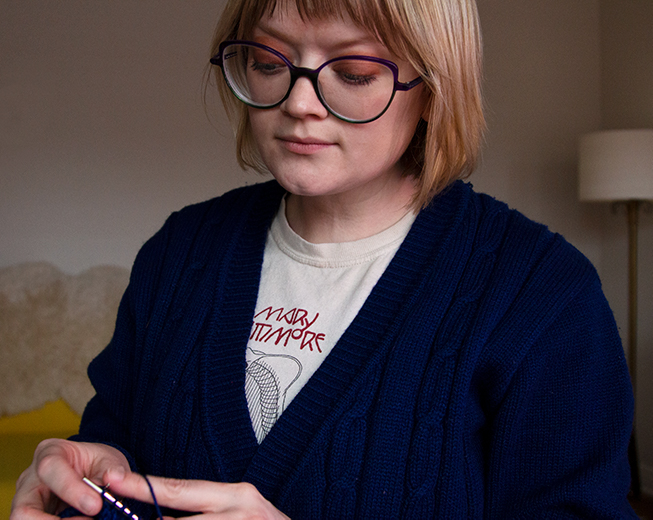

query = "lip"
[[277, 135, 335, 155]]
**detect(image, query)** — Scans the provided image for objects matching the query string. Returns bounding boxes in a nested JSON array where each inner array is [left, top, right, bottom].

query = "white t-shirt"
[[245, 200, 415, 442]]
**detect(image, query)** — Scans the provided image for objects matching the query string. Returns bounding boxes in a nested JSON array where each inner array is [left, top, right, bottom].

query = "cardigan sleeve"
[[69, 209, 178, 470], [69, 183, 278, 472], [59, 215, 184, 520], [482, 272, 636, 519]]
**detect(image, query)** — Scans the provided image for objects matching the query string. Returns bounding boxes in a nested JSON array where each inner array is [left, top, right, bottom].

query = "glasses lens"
[[319, 59, 395, 122], [222, 44, 291, 107], [220, 44, 398, 122]]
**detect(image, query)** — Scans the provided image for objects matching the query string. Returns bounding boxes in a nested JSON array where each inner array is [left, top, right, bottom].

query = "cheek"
[[247, 110, 274, 156], [340, 126, 410, 179], [358, 100, 423, 161], [248, 109, 265, 140]]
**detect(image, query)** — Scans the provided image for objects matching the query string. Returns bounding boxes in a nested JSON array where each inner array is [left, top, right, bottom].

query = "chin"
[[271, 171, 340, 198]]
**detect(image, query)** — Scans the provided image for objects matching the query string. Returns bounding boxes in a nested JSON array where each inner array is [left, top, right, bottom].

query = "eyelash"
[[251, 60, 285, 74], [338, 72, 376, 86]]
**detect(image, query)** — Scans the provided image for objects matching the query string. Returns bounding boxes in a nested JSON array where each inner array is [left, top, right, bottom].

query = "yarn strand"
[[143, 475, 164, 520]]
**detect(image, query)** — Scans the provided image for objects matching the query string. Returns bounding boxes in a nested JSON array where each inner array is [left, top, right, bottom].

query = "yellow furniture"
[[0, 400, 80, 518]]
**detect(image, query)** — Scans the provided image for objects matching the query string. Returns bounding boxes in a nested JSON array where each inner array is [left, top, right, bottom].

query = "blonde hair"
[[209, 0, 485, 208]]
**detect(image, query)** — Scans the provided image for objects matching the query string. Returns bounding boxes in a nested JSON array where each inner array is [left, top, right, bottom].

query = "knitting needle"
[[82, 477, 140, 520]]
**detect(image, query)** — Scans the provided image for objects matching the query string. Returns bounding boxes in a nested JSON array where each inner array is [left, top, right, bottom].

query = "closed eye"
[[331, 61, 383, 87], [338, 71, 377, 86], [250, 59, 286, 75]]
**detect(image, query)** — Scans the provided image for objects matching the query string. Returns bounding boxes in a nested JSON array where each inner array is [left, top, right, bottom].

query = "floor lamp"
[[579, 128, 653, 498]]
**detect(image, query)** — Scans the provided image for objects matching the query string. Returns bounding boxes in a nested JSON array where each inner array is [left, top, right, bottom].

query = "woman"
[[12, 0, 636, 518]]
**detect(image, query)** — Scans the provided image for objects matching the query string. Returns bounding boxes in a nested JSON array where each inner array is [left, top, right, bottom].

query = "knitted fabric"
[[71, 180, 636, 519]]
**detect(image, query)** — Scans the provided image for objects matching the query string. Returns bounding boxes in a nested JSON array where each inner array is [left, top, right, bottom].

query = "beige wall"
[[0, 1, 256, 273], [1, 0, 651, 494], [474, 1, 602, 256], [601, 0, 653, 130]]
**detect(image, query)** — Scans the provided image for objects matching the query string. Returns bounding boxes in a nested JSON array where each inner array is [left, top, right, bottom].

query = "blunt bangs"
[[215, 0, 412, 60]]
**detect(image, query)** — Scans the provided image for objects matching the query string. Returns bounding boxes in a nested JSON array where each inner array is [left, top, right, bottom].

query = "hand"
[[105, 471, 290, 520], [10, 438, 131, 519]]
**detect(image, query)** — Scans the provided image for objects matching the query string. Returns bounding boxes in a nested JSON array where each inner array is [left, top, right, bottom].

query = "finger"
[[34, 440, 104, 517], [10, 477, 62, 520], [10, 478, 91, 520], [11, 439, 101, 519], [106, 473, 253, 513]]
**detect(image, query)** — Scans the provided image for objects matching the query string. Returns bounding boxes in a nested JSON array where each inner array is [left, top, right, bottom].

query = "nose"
[[280, 76, 329, 120]]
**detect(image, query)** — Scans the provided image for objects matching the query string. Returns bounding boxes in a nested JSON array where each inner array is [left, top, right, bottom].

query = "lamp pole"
[[626, 200, 640, 498]]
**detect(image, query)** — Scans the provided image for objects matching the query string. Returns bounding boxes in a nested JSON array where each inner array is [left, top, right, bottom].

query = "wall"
[[600, 0, 653, 130], [474, 1, 603, 258], [0, 0, 256, 274], [1, 0, 651, 495]]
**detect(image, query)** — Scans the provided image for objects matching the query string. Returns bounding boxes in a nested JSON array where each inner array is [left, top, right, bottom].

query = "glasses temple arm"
[[396, 76, 423, 91]]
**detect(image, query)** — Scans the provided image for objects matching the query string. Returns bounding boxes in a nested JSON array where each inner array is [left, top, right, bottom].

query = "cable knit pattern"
[[325, 362, 382, 518], [403, 199, 508, 518], [69, 180, 636, 519]]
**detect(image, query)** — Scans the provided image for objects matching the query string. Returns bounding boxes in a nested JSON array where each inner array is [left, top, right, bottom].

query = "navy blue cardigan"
[[72, 180, 636, 518]]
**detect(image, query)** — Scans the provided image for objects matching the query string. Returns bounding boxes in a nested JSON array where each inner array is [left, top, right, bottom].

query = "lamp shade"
[[578, 129, 653, 201]]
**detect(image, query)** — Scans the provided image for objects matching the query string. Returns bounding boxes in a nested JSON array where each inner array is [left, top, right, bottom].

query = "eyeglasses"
[[210, 40, 423, 124]]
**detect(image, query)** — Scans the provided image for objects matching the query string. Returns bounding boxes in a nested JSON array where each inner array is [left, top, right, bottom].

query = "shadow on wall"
[[0, 262, 129, 417]]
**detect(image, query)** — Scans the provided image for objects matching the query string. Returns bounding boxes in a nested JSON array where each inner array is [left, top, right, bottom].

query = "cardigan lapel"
[[199, 182, 285, 481], [196, 180, 471, 492], [242, 182, 472, 498]]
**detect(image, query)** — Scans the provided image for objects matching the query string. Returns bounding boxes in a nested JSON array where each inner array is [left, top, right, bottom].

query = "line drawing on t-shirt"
[[246, 347, 302, 442]]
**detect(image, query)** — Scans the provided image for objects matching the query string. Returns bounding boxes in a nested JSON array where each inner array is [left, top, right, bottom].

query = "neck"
[[284, 175, 418, 243]]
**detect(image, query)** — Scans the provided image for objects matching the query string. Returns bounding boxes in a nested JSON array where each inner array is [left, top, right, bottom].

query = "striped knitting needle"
[[82, 477, 140, 520]]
